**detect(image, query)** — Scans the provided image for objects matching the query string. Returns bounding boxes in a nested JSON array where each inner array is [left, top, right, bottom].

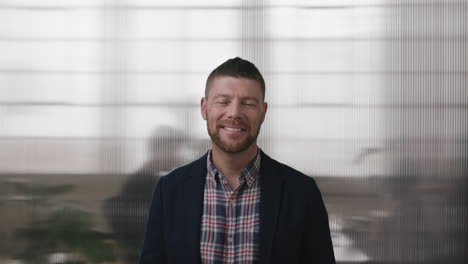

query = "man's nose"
[[226, 101, 241, 119]]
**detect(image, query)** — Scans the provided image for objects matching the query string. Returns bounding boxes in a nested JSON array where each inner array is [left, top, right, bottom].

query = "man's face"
[[201, 76, 268, 154]]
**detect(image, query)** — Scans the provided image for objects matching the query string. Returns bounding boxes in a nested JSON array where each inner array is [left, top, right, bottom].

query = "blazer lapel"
[[259, 151, 285, 264], [180, 153, 207, 264]]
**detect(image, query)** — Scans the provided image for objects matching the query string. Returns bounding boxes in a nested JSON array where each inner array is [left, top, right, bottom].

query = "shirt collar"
[[207, 149, 261, 188]]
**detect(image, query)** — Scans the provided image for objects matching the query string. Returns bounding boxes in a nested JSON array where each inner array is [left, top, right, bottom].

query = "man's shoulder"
[[264, 154, 325, 206], [263, 152, 319, 189], [158, 153, 207, 188], [279, 161, 318, 186]]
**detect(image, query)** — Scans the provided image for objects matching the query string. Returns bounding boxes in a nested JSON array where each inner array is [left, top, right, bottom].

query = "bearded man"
[[140, 57, 335, 264]]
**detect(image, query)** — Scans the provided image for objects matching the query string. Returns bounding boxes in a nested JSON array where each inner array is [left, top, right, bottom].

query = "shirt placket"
[[204, 151, 260, 264], [224, 184, 240, 264]]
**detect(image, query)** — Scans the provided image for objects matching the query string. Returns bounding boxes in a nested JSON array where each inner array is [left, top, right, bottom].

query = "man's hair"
[[205, 57, 266, 100]]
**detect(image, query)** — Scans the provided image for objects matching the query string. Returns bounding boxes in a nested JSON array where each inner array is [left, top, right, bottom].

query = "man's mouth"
[[222, 126, 244, 132]]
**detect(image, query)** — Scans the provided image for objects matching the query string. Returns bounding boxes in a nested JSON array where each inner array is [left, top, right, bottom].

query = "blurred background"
[[0, 0, 467, 263]]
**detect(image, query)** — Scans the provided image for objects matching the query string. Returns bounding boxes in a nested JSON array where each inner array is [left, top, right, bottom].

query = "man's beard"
[[206, 119, 261, 154]]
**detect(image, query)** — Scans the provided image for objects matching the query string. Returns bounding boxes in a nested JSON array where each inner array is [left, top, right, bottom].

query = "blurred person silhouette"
[[103, 126, 184, 263], [139, 57, 335, 264], [365, 159, 422, 263]]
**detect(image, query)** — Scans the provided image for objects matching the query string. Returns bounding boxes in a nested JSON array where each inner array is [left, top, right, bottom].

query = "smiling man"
[[140, 57, 335, 264]]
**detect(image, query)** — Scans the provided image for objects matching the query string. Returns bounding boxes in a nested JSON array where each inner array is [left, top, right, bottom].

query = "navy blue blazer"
[[140, 150, 336, 264]]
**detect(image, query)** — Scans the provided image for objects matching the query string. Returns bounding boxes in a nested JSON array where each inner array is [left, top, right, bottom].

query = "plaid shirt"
[[200, 150, 262, 264]]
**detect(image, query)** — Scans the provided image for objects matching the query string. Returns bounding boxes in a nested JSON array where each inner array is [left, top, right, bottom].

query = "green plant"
[[9, 182, 115, 264]]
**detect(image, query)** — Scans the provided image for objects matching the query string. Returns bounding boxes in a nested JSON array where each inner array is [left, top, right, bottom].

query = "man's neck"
[[210, 144, 258, 188]]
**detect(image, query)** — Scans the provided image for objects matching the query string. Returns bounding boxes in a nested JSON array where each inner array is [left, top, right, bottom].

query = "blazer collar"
[[181, 150, 284, 264], [181, 152, 208, 264], [259, 150, 285, 264]]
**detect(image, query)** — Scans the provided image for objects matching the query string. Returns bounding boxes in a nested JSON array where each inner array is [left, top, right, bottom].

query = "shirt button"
[[227, 236, 233, 243]]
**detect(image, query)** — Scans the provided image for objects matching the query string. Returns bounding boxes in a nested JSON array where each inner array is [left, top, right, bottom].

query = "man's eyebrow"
[[212, 94, 230, 99], [211, 94, 260, 102], [242, 97, 260, 102]]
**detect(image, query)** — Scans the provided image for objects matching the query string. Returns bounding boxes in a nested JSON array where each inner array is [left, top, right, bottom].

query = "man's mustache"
[[217, 120, 248, 129]]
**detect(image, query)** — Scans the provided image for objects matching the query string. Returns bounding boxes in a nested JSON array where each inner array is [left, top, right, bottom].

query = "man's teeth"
[[224, 127, 242, 132]]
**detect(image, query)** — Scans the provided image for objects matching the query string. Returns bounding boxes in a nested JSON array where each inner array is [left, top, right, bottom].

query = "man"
[[140, 57, 335, 264], [104, 126, 183, 263]]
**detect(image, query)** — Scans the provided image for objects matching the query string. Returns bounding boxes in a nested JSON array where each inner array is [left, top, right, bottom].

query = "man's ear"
[[261, 102, 268, 123], [201, 97, 207, 120]]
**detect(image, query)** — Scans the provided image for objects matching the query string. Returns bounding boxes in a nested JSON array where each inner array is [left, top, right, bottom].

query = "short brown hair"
[[205, 57, 266, 100]]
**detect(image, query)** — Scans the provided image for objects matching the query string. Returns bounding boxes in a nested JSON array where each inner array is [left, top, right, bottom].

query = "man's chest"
[[199, 179, 261, 264]]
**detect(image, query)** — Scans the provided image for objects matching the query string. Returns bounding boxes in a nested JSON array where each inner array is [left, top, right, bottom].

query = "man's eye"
[[243, 102, 255, 107], [217, 101, 228, 105]]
